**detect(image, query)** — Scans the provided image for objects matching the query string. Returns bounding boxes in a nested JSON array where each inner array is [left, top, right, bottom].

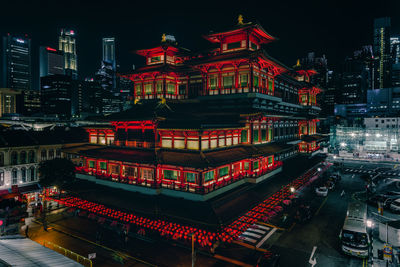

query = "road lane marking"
[[254, 224, 270, 231], [308, 246, 317, 267], [315, 196, 329, 216], [246, 228, 266, 234], [256, 227, 277, 248]]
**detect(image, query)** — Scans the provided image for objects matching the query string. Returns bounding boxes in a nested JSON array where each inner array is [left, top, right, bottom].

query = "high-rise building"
[[102, 38, 116, 68], [1, 35, 32, 90], [0, 88, 20, 116], [102, 37, 116, 90], [390, 35, 400, 87], [58, 29, 78, 79], [339, 46, 374, 105], [39, 46, 64, 77], [16, 89, 41, 115], [40, 74, 72, 118], [373, 17, 392, 88]]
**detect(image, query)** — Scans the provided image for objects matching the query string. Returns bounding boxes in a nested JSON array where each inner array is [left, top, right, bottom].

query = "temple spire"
[[161, 33, 166, 43], [238, 14, 244, 25]]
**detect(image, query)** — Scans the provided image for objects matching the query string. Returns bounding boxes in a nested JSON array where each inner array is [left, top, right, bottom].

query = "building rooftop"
[[0, 236, 83, 267]]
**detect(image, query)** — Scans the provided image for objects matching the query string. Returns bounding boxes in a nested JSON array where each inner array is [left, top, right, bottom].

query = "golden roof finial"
[[295, 59, 301, 67], [238, 14, 244, 25], [161, 33, 166, 42]]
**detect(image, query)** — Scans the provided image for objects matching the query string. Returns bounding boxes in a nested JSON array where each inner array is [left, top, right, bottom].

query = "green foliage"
[[38, 158, 76, 188]]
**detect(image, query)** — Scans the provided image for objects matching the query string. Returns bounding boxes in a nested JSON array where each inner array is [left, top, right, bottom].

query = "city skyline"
[[0, 0, 398, 80]]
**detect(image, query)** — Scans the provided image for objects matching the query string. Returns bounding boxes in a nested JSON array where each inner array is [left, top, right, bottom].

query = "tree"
[[38, 158, 76, 188]]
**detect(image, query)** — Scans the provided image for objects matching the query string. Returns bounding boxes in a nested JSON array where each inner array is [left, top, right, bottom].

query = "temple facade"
[[65, 17, 327, 201]]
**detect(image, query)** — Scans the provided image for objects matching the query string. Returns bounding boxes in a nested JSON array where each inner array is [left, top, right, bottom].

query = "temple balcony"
[[114, 140, 155, 148], [74, 161, 283, 201]]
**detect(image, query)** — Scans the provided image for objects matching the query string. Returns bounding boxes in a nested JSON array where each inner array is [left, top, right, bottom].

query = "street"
[[264, 162, 370, 267]]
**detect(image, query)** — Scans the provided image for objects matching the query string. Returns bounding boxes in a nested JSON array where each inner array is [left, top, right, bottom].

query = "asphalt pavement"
[[265, 164, 368, 267]]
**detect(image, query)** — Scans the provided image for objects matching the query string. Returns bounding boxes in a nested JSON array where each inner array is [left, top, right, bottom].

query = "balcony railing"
[[206, 87, 281, 98], [114, 140, 155, 148], [75, 161, 282, 195]]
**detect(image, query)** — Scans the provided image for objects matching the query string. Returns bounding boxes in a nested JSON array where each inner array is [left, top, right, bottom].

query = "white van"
[[390, 198, 400, 213], [339, 201, 370, 258]]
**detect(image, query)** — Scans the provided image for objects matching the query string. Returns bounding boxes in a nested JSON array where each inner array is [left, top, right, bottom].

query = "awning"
[[18, 184, 42, 194]]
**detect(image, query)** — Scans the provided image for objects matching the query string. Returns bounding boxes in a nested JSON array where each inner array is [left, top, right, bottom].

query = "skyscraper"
[[373, 17, 391, 88], [39, 46, 64, 77], [102, 37, 116, 90], [58, 29, 78, 79], [41, 74, 72, 118], [1, 34, 32, 90]]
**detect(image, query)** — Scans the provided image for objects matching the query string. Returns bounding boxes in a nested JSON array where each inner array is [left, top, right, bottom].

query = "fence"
[[43, 241, 92, 267]]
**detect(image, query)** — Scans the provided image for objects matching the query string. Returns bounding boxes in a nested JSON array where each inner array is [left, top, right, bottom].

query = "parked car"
[[295, 204, 312, 223], [368, 194, 394, 209], [326, 181, 335, 191], [316, 186, 328, 197], [390, 199, 400, 213]]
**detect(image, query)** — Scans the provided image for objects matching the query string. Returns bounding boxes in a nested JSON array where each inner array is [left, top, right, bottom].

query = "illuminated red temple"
[[66, 16, 327, 201]]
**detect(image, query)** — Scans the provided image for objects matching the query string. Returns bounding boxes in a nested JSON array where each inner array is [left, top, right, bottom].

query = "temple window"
[[135, 84, 142, 95], [253, 129, 259, 143], [253, 161, 259, 170], [261, 129, 267, 141], [156, 82, 163, 94], [88, 160, 95, 168], [241, 130, 247, 143], [174, 137, 185, 149], [268, 156, 273, 167], [110, 164, 120, 175], [99, 162, 107, 170], [227, 42, 241, 50], [209, 76, 217, 90], [161, 136, 172, 148], [141, 168, 154, 180], [240, 74, 248, 87], [268, 79, 274, 91], [253, 76, 259, 87], [185, 172, 196, 183], [163, 170, 178, 180], [244, 162, 249, 170], [179, 84, 186, 95], [204, 170, 215, 182], [90, 134, 97, 144], [219, 166, 229, 178], [144, 83, 152, 95], [187, 138, 199, 150], [201, 137, 209, 150], [124, 166, 137, 177], [223, 76, 234, 89], [167, 83, 175, 94], [150, 56, 161, 63]]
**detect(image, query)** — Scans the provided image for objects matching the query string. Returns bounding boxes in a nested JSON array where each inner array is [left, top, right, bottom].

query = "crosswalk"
[[237, 223, 278, 248], [344, 168, 400, 176]]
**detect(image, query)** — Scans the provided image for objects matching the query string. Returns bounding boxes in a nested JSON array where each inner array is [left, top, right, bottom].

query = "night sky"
[[1, 0, 399, 87]]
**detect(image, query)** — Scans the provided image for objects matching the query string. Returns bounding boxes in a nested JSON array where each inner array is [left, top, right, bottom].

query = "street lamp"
[[366, 219, 373, 228], [290, 187, 295, 193]]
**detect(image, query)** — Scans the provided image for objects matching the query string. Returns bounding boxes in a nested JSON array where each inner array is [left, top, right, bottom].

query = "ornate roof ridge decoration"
[[204, 15, 277, 44]]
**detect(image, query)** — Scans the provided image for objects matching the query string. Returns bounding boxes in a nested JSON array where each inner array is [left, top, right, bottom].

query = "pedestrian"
[[341, 190, 345, 197], [25, 225, 29, 238]]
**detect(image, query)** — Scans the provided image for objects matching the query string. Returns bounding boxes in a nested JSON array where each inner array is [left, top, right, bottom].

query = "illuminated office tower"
[[59, 29, 78, 79], [2, 34, 32, 90]]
